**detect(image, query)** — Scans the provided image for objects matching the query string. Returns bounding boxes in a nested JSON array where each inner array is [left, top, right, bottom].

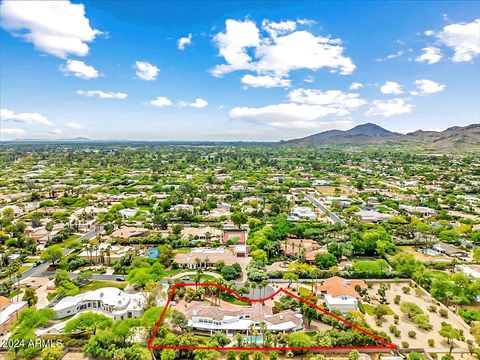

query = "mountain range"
[[280, 123, 480, 150]]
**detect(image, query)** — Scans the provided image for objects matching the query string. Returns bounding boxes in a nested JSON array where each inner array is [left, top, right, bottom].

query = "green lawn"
[[219, 292, 251, 306], [360, 303, 395, 315], [8, 289, 22, 299], [55, 234, 81, 248], [163, 268, 187, 276], [79, 280, 127, 293], [299, 286, 313, 297]]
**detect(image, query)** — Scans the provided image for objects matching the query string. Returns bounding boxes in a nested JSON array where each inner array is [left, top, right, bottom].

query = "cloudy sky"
[[0, 1, 479, 141]]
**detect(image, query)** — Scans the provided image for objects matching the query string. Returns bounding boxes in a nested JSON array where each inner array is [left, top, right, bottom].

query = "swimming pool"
[[145, 247, 159, 259], [246, 336, 263, 344]]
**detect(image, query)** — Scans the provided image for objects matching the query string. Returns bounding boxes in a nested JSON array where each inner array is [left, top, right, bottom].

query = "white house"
[[52, 287, 145, 320], [316, 276, 367, 313], [183, 302, 303, 335], [288, 206, 316, 220], [119, 208, 137, 219]]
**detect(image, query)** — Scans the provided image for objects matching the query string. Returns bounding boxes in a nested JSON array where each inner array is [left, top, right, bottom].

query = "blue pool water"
[[146, 247, 159, 259], [247, 337, 263, 344]]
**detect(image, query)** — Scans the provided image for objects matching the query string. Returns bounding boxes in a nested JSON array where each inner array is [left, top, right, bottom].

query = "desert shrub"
[[428, 339, 435, 346], [408, 331, 416, 338]]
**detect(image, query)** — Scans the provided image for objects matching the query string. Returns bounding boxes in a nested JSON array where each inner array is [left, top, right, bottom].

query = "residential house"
[[288, 206, 316, 220], [357, 209, 392, 222], [78, 243, 135, 264], [110, 226, 148, 240], [53, 287, 145, 320], [0, 297, 28, 336], [432, 242, 469, 258], [183, 301, 303, 335], [174, 247, 238, 269], [455, 264, 480, 279], [315, 276, 366, 313], [280, 238, 327, 263]]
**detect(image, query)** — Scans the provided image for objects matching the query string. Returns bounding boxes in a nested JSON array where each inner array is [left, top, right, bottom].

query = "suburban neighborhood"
[[0, 144, 479, 360]]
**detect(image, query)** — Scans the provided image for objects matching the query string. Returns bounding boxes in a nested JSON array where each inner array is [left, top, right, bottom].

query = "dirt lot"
[[363, 282, 475, 352], [398, 246, 451, 263]]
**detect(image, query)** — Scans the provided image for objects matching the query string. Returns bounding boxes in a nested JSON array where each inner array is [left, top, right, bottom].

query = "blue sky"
[[0, 1, 479, 141]]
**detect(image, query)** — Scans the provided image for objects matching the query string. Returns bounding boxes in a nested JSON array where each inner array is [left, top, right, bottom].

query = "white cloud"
[[229, 88, 365, 129], [1, 108, 52, 126], [0, 1, 100, 58], [65, 122, 84, 129], [60, 60, 100, 79], [1, 128, 26, 137], [365, 98, 413, 117], [288, 89, 366, 111], [241, 74, 291, 88], [262, 19, 297, 39], [380, 81, 403, 94], [415, 47, 442, 64], [349, 82, 363, 90], [135, 61, 159, 81], [414, 79, 446, 95], [229, 103, 343, 129], [430, 19, 480, 62], [179, 98, 208, 108], [177, 33, 192, 50], [376, 50, 404, 62], [304, 75, 314, 83], [211, 19, 355, 81], [149, 97, 172, 107], [297, 19, 316, 26], [77, 90, 127, 99], [211, 19, 260, 76]]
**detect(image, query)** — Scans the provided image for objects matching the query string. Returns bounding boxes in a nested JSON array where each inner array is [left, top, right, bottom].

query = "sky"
[[0, 1, 479, 141]]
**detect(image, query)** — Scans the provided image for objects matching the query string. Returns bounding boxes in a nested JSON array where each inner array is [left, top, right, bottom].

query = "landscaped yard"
[[363, 281, 476, 351], [398, 246, 450, 263], [360, 303, 394, 316], [79, 280, 127, 293], [219, 292, 251, 306]]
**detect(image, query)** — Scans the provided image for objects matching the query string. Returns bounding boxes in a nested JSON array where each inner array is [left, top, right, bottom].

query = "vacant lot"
[[363, 282, 475, 351]]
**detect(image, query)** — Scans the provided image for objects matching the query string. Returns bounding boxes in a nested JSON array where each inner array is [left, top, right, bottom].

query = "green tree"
[[348, 350, 360, 360], [161, 349, 177, 360], [41, 245, 63, 265], [439, 323, 461, 355], [314, 253, 338, 269], [22, 287, 38, 306], [231, 211, 248, 229], [64, 312, 112, 334]]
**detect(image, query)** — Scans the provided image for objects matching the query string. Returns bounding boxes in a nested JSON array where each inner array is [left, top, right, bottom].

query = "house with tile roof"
[[315, 276, 366, 313], [0, 297, 28, 336], [174, 247, 238, 269], [183, 301, 303, 335]]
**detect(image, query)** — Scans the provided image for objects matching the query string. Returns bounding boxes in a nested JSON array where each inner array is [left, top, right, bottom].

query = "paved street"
[[304, 193, 347, 226]]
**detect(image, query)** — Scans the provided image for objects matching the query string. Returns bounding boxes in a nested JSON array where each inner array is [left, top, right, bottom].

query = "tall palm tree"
[[248, 323, 255, 344], [105, 244, 112, 266], [259, 321, 267, 346]]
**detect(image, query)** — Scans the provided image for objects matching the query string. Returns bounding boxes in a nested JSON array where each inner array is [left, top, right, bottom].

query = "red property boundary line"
[[148, 283, 397, 351]]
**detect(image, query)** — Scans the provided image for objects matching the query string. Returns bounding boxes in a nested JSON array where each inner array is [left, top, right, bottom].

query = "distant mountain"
[[281, 123, 400, 146], [281, 123, 480, 150], [13, 136, 92, 142]]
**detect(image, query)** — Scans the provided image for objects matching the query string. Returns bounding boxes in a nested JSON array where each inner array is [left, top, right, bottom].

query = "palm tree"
[[248, 323, 255, 344], [259, 321, 267, 346], [235, 333, 244, 347], [105, 244, 112, 266], [260, 280, 268, 299]]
